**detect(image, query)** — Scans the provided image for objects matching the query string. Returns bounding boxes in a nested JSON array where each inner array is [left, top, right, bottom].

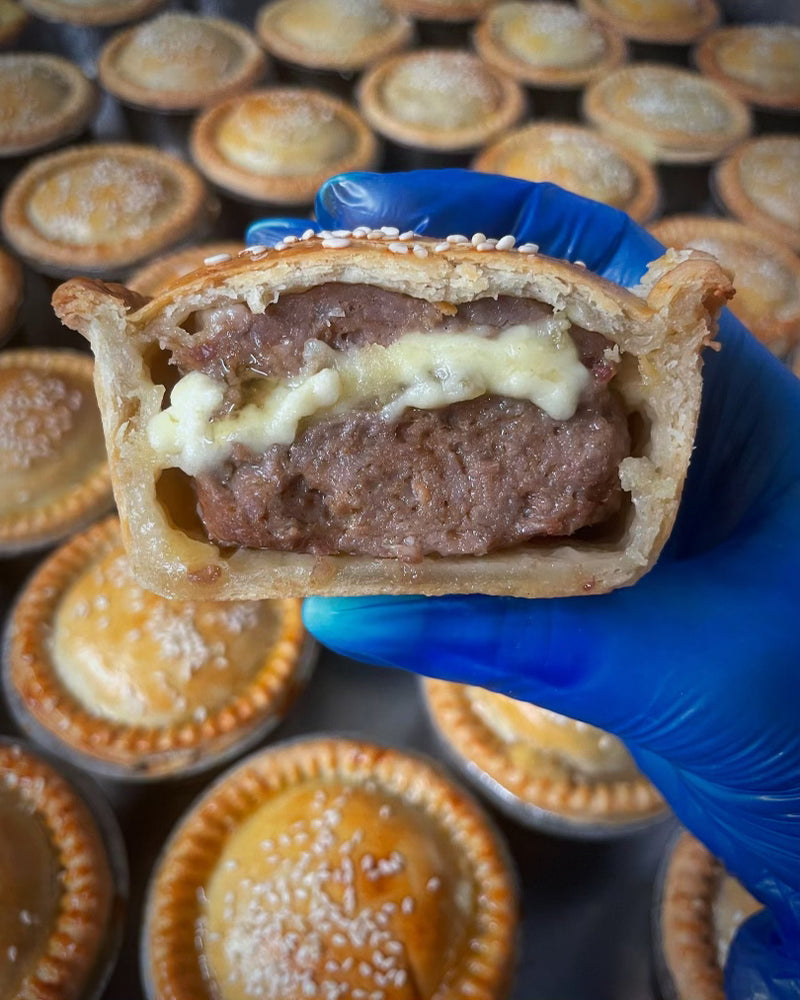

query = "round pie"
[[583, 63, 752, 164], [0, 0, 28, 48], [0, 53, 98, 158], [473, 1, 627, 91], [424, 680, 665, 836], [0, 245, 23, 346], [694, 24, 800, 113], [473, 121, 660, 222], [143, 736, 518, 999], [656, 830, 762, 1000], [387, 0, 496, 22], [1, 142, 212, 277], [649, 214, 800, 357], [0, 739, 123, 1000], [98, 12, 268, 112], [0, 349, 112, 556], [128, 240, 245, 297], [357, 48, 526, 153], [191, 87, 378, 206], [255, 0, 414, 74], [19, 0, 166, 26], [578, 0, 719, 45], [4, 516, 316, 780], [712, 135, 800, 252]]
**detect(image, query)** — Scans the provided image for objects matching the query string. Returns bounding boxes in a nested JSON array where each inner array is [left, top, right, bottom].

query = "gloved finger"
[[726, 908, 800, 1000], [315, 170, 665, 286], [246, 218, 319, 247]]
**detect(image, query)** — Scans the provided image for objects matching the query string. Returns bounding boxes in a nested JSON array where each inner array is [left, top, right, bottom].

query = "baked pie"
[[0, 349, 112, 556], [0, 0, 28, 48], [694, 23, 800, 113], [583, 64, 752, 164], [191, 87, 378, 206], [650, 214, 800, 358], [656, 830, 762, 1000], [0, 740, 122, 1000], [578, 0, 719, 45], [473, 1, 627, 91], [357, 48, 525, 153], [4, 516, 315, 780], [712, 136, 800, 253], [424, 681, 665, 834], [128, 240, 245, 297], [20, 0, 166, 26], [473, 122, 660, 223], [1, 142, 212, 277], [0, 53, 98, 158], [98, 12, 268, 113], [143, 736, 518, 1000], [0, 246, 23, 347], [255, 0, 414, 75]]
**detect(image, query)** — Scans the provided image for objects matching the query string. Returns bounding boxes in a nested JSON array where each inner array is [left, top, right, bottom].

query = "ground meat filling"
[[172, 284, 631, 560]]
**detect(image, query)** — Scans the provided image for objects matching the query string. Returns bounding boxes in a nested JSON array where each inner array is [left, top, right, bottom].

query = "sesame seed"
[[476, 241, 496, 252], [412, 245, 428, 257], [352, 226, 370, 237], [321, 238, 351, 249], [203, 253, 232, 265], [380, 226, 400, 237], [301, 228, 316, 240], [446, 234, 469, 243], [367, 230, 384, 239], [399, 230, 415, 240], [471, 232, 486, 245], [273, 241, 287, 251], [427, 876, 441, 891], [7, 946, 17, 963], [575, 260, 587, 268], [244, 244, 267, 254], [401, 896, 415, 914], [434, 242, 450, 252], [518, 242, 539, 253], [496, 234, 516, 250], [331, 230, 352, 238], [387, 242, 409, 254]]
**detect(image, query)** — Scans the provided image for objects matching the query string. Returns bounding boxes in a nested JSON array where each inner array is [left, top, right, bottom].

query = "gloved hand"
[[248, 170, 800, 999]]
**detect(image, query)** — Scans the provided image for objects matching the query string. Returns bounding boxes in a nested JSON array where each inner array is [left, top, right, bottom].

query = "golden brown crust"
[[144, 736, 518, 1000], [52, 235, 732, 600], [127, 240, 245, 297], [0, 245, 23, 344], [387, 0, 495, 21], [578, 0, 720, 45], [20, 0, 166, 26]]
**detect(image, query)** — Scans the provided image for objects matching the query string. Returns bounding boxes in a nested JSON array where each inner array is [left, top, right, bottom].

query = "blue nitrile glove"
[[247, 171, 800, 999]]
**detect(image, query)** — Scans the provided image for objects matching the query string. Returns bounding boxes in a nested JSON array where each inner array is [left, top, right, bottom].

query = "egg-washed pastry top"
[[98, 12, 268, 112], [20, 0, 166, 26], [578, 0, 720, 45], [128, 240, 245, 297]]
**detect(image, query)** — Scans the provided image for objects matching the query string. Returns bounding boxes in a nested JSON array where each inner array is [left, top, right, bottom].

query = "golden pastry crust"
[[0, 349, 112, 556], [20, 0, 166, 27], [144, 736, 518, 1000], [98, 13, 268, 112], [52, 234, 732, 601], [578, 0, 720, 45], [255, 0, 415, 73], [583, 64, 752, 164], [3, 516, 315, 780], [1, 143, 211, 278], [424, 680, 664, 830], [473, 1, 627, 90], [357, 48, 526, 153], [473, 122, 660, 223], [127, 241, 245, 297], [649, 214, 800, 357], [0, 246, 23, 344], [387, 0, 495, 21], [0, 740, 117, 1000]]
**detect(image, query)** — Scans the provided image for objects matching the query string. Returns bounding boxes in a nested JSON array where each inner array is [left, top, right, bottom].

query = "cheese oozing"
[[148, 315, 591, 476]]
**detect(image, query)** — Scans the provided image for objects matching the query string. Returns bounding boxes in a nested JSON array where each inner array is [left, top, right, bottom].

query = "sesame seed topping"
[[446, 234, 469, 243], [283, 235, 298, 244], [434, 242, 450, 252], [244, 244, 267, 254], [412, 245, 428, 258], [475, 241, 496, 252], [331, 230, 352, 239], [321, 238, 351, 249], [352, 226, 370, 237], [380, 226, 400, 237], [387, 242, 409, 254], [203, 253, 232, 265], [273, 241, 287, 251], [518, 242, 539, 253], [301, 228, 316, 240], [471, 232, 486, 246], [367, 230, 384, 239], [398, 230, 415, 240], [496, 234, 516, 250], [575, 260, 588, 268]]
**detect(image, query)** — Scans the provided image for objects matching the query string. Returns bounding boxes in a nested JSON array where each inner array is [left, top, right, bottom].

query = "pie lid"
[[255, 0, 415, 74], [652, 829, 762, 1000], [0, 738, 127, 1000], [423, 679, 668, 840], [712, 135, 800, 253], [386, 0, 496, 22], [0, 0, 28, 47], [577, 0, 720, 45], [1, 142, 213, 278], [357, 48, 526, 153], [0, 246, 23, 346], [473, 1, 628, 91], [3, 515, 318, 782], [583, 63, 753, 165], [0, 53, 99, 159], [20, 0, 166, 26], [191, 87, 379, 206], [693, 23, 800, 114], [98, 12, 269, 113], [127, 240, 245, 297], [473, 121, 660, 223], [649, 214, 800, 358], [0, 349, 113, 557]]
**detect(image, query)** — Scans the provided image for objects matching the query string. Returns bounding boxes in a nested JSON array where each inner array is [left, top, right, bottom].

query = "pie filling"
[[148, 284, 631, 561]]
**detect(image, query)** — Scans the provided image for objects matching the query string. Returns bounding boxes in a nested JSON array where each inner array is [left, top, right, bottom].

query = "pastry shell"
[[20, 0, 166, 27], [578, 0, 720, 45], [3, 515, 315, 781], [0, 245, 23, 345], [388, 0, 496, 21], [143, 735, 518, 1000], [127, 240, 245, 297]]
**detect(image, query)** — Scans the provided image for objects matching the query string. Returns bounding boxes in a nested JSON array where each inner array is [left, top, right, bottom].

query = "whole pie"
[[649, 214, 800, 357], [143, 736, 518, 999], [578, 0, 719, 45], [0, 246, 23, 346], [255, 0, 414, 74], [584, 63, 752, 164], [19, 0, 166, 26], [4, 516, 315, 780], [473, 122, 660, 222], [473, 1, 627, 91], [128, 240, 245, 297], [0, 349, 112, 556], [694, 24, 800, 113], [0, 740, 122, 1000], [191, 87, 378, 206], [656, 830, 762, 1000], [357, 48, 526, 153], [1, 142, 212, 277], [0, 1, 28, 48], [0, 53, 98, 158], [713, 135, 800, 252], [98, 12, 268, 112], [424, 680, 665, 835]]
